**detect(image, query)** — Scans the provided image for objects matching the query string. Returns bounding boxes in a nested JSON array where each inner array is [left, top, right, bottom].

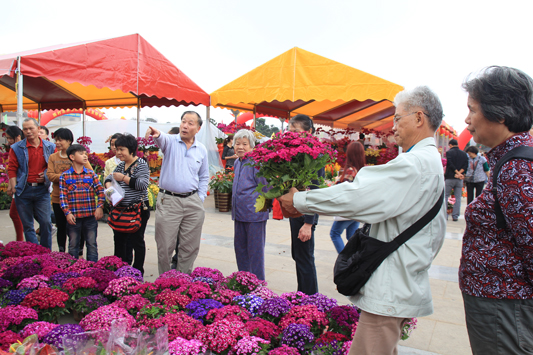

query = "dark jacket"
[[445, 146, 468, 180]]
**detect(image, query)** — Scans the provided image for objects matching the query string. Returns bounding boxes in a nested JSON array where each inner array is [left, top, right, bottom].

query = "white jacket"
[[294, 137, 446, 318]]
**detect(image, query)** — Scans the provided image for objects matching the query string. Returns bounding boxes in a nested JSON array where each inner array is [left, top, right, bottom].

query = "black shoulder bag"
[[491, 145, 533, 229], [334, 190, 444, 296]]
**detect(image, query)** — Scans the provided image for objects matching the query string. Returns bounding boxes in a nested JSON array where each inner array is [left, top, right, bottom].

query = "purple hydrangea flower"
[[312, 340, 345, 355], [186, 299, 224, 323], [114, 266, 143, 282], [49, 272, 80, 287], [3, 262, 41, 282], [42, 324, 85, 350], [299, 293, 338, 312], [281, 323, 315, 352], [1, 289, 32, 306], [258, 297, 291, 318], [0, 278, 13, 289], [192, 276, 215, 285], [233, 294, 264, 317]]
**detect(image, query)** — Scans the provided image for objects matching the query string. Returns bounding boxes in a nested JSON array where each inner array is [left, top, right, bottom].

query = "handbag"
[[108, 201, 143, 233], [333, 190, 444, 296]]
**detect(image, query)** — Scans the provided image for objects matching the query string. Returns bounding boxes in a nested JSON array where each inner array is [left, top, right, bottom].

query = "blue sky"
[[2, 0, 532, 133]]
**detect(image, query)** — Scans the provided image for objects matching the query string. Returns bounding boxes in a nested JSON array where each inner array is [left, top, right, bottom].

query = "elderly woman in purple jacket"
[[231, 129, 269, 280]]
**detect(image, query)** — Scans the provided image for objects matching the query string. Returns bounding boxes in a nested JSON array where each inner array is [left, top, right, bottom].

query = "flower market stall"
[[0, 34, 209, 137]]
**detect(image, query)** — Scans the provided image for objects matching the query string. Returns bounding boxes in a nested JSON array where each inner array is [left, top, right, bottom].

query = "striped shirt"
[[59, 167, 105, 218], [105, 158, 149, 207]]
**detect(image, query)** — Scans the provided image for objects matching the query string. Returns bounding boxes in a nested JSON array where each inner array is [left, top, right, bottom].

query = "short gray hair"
[[394, 86, 443, 131], [462, 66, 533, 133], [22, 117, 39, 128], [233, 129, 256, 148]]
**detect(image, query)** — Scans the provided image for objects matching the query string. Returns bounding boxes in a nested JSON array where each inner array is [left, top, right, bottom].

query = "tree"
[[255, 117, 279, 137], [146, 117, 157, 123]]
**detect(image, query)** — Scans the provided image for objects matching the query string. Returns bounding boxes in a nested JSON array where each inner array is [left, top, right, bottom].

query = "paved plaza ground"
[[0, 195, 471, 355]]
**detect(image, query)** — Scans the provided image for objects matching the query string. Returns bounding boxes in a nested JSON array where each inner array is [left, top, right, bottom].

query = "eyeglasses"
[[393, 111, 430, 125]]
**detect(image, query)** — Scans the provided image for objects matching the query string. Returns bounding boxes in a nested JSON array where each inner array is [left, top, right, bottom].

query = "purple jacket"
[[232, 157, 269, 222]]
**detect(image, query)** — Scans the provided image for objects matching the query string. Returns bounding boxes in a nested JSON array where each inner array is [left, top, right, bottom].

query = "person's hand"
[[145, 126, 161, 139], [66, 213, 76, 225], [36, 172, 45, 183], [277, 187, 303, 218], [6, 184, 14, 196], [298, 223, 313, 242], [113, 172, 125, 182], [94, 207, 103, 221]]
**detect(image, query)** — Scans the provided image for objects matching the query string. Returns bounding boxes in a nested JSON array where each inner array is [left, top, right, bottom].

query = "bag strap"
[[492, 145, 533, 229], [392, 189, 444, 248], [359, 189, 444, 249]]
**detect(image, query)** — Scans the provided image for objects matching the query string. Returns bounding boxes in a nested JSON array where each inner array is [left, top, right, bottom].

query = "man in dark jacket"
[[445, 139, 468, 221]]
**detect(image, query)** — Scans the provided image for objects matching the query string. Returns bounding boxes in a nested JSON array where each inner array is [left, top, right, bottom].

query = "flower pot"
[[218, 192, 232, 212], [214, 190, 220, 209]]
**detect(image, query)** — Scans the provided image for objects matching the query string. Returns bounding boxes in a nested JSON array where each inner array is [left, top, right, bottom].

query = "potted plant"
[[217, 169, 234, 212]]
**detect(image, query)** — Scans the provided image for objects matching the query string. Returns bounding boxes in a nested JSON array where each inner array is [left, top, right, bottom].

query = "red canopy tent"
[[0, 34, 209, 136]]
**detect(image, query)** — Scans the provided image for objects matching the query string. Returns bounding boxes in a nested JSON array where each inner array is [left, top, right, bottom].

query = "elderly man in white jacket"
[[279, 86, 447, 355]]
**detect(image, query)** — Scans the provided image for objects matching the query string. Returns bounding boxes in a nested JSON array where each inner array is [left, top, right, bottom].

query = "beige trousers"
[[155, 192, 205, 275], [348, 311, 408, 355]]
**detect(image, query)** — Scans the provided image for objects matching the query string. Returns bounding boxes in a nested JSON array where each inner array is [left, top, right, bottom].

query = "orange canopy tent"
[[0, 34, 209, 135], [210, 47, 404, 131]]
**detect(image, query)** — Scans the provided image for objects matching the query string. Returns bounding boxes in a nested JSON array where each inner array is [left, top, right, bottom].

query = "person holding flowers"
[[231, 129, 269, 280], [279, 86, 446, 355], [287, 114, 325, 295]]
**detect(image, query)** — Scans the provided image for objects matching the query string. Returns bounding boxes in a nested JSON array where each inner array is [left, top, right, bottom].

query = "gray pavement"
[[0, 195, 471, 355]]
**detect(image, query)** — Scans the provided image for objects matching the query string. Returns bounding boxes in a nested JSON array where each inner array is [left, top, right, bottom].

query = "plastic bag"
[[8, 335, 59, 355], [104, 176, 125, 206], [62, 321, 168, 355]]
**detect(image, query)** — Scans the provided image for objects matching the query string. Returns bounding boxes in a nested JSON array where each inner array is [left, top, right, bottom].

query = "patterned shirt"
[[460, 132, 533, 299], [59, 166, 105, 218]]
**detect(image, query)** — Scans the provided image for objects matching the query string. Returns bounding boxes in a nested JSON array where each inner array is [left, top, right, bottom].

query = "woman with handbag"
[[330, 141, 365, 253], [104, 134, 150, 275]]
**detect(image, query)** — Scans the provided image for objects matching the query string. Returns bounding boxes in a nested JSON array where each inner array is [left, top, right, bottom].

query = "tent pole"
[[206, 105, 210, 124], [16, 56, 23, 128], [136, 98, 141, 138], [82, 103, 86, 137], [253, 106, 256, 129], [37, 103, 41, 125]]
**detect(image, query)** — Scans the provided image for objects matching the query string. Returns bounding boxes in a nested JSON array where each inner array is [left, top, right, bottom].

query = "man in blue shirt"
[[145, 111, 209, 274]]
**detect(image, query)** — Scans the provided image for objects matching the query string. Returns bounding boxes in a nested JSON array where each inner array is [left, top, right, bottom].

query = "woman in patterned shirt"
[[460, 66, 533, 354]]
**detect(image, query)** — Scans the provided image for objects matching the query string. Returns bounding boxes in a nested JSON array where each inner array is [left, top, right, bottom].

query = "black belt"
[[161, 189, 197, 198], [27, 182, 45, 186]]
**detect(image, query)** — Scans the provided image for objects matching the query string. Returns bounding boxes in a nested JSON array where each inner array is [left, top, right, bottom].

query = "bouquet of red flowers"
[[246, 131, 335, 212]]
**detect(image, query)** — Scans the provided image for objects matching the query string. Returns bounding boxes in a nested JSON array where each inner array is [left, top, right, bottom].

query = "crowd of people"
[[3, 65, 533, 354]]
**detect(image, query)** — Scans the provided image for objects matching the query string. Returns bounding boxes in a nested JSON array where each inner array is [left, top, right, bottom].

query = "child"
[[59, 144, 105, 261]]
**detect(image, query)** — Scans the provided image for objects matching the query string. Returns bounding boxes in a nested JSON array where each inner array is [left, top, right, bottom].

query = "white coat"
[[294, 137, 447, 318]]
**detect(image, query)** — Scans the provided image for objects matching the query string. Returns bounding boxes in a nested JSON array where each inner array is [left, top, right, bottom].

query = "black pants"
[[53, 203, 84, 253], [466, 182, 485, 205], [289, 216, 318, 295], [113, 208, 150, 275]]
